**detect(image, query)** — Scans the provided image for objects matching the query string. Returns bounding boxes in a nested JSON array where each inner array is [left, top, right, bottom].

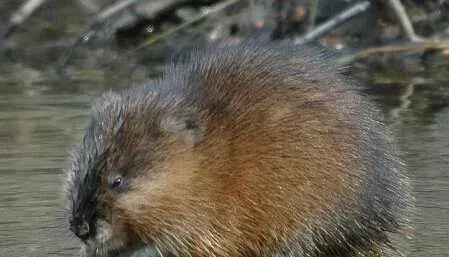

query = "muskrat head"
[[64, 91, 204, 256]]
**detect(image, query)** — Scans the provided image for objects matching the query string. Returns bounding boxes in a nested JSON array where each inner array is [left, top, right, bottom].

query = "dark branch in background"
[[294, 1, 371, 45], [56, 0, 147, 70], [54, 0, 446, 71], [3, 0, 445, 73], [114, 0, 221, 49], [56, 0, 240, 69], [0, 0, 48, 48], [135, 0, 241, 49]]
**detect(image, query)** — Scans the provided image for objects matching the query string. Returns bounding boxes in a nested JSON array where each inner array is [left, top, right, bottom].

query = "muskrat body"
[[64, 43, 412, 257]]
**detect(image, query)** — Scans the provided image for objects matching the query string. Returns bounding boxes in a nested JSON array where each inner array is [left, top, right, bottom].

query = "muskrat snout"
[[69, 215, 92, 241]]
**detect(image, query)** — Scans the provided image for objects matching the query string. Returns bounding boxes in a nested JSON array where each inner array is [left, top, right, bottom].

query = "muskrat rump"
[[64, 43, 412, 257]]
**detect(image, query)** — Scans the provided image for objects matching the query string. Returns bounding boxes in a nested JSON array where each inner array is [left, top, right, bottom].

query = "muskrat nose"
[[70, 220, 90, 241]]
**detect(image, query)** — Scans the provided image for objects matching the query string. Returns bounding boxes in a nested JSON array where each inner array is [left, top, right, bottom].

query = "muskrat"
[[64, 43, 412, 257]]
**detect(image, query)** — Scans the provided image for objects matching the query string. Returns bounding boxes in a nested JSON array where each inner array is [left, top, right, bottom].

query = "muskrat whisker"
[[155, 245, 164, 257]]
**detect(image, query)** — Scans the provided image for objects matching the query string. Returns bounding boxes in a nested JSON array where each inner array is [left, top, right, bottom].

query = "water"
[[393, 95, 449, 256], [0, 59, 154, 256], [0, 91, 90, 256]]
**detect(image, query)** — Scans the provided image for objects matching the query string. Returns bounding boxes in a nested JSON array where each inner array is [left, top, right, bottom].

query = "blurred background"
[[0, 0, 448, 256]]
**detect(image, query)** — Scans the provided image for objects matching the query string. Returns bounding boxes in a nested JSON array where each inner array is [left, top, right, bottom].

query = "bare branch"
[[0, 0, 47, 46], [388, 0, 421, 42], [294, 1, 371, 45], [335, 39, 449, 65], [136, 0, 241, 49], [56, 0, 148, 69]]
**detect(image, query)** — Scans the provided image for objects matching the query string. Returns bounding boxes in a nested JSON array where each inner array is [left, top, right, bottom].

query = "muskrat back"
[[64, 43, 412, 257]]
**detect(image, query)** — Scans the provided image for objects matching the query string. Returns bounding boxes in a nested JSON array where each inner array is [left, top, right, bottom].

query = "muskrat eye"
[[110, 177, 123, 190]]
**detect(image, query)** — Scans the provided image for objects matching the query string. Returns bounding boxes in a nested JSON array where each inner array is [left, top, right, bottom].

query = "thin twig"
[[335, 39, 449, 65], [56, 0, 147, 69], [155, 245, 164, 257], [294, 1, 370, 45], [75, 0, 101, 13], [95, 0, 146, 21], [0, 0, 48, 47], [306, 0, 319, 32], [136, 0, 241, 49], [388, 0, 421, 42]]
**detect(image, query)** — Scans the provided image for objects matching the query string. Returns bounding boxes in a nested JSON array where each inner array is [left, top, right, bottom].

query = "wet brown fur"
[[65, 43, 412, 257]]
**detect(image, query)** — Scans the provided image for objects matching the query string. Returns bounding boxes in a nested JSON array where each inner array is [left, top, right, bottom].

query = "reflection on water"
[[394, 103, 449, 256], [0, 77, 448, 257], [369, 84, 449, 256], [0, 91, 93, 257]]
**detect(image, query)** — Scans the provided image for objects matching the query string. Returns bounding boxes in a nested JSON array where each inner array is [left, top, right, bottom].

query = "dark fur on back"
[[64, 42, 413, 257]]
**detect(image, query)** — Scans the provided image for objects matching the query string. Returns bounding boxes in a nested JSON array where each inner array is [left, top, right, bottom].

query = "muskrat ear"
[[161, 111, 204, 148]]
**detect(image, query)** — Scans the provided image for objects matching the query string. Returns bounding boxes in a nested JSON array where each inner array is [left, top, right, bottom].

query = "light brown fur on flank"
[[65, 43, 412, 257]]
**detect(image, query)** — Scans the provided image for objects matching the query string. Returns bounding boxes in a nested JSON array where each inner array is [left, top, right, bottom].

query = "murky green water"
[[0, 63, 152, 256], [0, 90, 90, 256]]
